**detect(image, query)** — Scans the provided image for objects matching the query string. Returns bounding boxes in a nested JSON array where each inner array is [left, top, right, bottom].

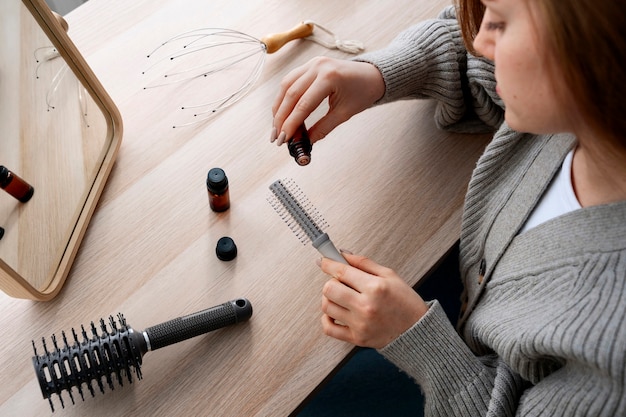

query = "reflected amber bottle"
[[206, 168, 230, 212], [0, 165, 34, 203]]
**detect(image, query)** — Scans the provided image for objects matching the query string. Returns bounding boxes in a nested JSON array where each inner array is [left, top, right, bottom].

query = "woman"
[[271, 0, 626, 415]]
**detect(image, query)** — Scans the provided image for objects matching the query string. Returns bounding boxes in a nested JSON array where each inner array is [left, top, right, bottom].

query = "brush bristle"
[[31, 314, 143, 412], [268, 179, 328, 244]]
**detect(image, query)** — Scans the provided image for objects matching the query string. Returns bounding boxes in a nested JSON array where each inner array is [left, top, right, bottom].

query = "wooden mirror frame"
[[0, 0, 122, 300]]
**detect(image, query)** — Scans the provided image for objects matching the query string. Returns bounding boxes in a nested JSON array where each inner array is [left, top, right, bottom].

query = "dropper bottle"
[[206, 168, 230, 212], [287, 123, 312, 166]]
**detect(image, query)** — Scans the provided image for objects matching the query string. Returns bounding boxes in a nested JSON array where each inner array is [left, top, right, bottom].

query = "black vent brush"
[[31, 298, 252, 412], [268, 178, 347, 264]]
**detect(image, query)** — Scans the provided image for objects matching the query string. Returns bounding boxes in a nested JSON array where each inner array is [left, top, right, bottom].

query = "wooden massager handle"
[[261, 22, 315, 54]]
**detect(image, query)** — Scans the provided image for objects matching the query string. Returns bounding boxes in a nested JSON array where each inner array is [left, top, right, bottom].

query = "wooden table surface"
[[0, 0, 490, 415]]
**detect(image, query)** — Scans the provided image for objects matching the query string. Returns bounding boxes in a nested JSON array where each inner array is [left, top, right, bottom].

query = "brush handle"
[[312, 233, 348, 264], [144, 298, 253, 351], [261, 22, 314, 54], [32, 299, 253, 411]]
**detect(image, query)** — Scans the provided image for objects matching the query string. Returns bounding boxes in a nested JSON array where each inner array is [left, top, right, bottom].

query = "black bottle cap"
[[0, 227, 4, 240], [0, 166, 9, 187], [216, 236, 237, 261], [206, 168, 228, 194]]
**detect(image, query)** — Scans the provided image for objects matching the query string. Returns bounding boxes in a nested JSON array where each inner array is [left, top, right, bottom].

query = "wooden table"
[[0, 0, 490, 415]]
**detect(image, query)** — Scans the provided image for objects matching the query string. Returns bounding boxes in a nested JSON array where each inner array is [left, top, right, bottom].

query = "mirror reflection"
[[0, 0, 110, 293], [44, 0, 87, 15]]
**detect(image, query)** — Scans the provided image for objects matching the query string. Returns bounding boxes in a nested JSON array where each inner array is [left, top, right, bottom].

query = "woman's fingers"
[[272, 61, 325, 141], [317, 253, 430, 348], [271, 63, 307, 115], [321, 282, 352, 320], [341, 252, 396, 278], [321, 314, 352, 340], [271, 57, 384, 146], [320, 253, 392, 293]]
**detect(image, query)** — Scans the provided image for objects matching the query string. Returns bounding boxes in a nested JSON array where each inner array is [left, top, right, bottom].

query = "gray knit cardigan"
[[355, 7, 626, 417]]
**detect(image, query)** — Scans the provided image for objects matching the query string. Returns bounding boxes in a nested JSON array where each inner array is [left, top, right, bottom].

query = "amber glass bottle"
[[0, 165, 34, 203], [287, 123, 312, 166], [206, 167, 230, 212]]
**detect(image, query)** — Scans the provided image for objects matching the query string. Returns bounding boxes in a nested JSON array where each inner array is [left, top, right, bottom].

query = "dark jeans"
[[295, 243, 462, 417]]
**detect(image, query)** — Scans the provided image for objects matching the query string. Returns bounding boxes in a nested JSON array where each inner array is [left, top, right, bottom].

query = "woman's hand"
[[318, 252, 429, 349], [271, 56, 385, 145]]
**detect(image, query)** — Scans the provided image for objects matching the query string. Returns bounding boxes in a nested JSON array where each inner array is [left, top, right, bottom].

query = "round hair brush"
[[31, 298, 253, 412]]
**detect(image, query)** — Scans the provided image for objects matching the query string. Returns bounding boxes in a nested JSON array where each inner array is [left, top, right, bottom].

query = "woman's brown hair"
[[456, 0, 626, 148]]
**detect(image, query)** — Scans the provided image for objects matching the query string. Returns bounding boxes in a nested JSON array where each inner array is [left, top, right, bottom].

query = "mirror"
[[0, 0, 122, 300]]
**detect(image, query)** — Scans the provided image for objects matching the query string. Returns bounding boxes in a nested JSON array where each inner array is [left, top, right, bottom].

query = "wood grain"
[[0, 0, 490, 415]]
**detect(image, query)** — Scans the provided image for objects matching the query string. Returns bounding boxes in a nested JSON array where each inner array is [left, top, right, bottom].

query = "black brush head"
[[31, 314, 145, 412], [30, 299, 252, 412]]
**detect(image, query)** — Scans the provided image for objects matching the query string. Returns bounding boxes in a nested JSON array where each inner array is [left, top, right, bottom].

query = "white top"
[[520, 149, 581, 233]]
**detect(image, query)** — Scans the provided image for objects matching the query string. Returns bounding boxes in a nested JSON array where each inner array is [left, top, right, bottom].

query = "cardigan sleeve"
[[380, 200, 626, 417], [353, 6, 504, 133], [379, 300, 526, 417], [380, 301, 495, 415]]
